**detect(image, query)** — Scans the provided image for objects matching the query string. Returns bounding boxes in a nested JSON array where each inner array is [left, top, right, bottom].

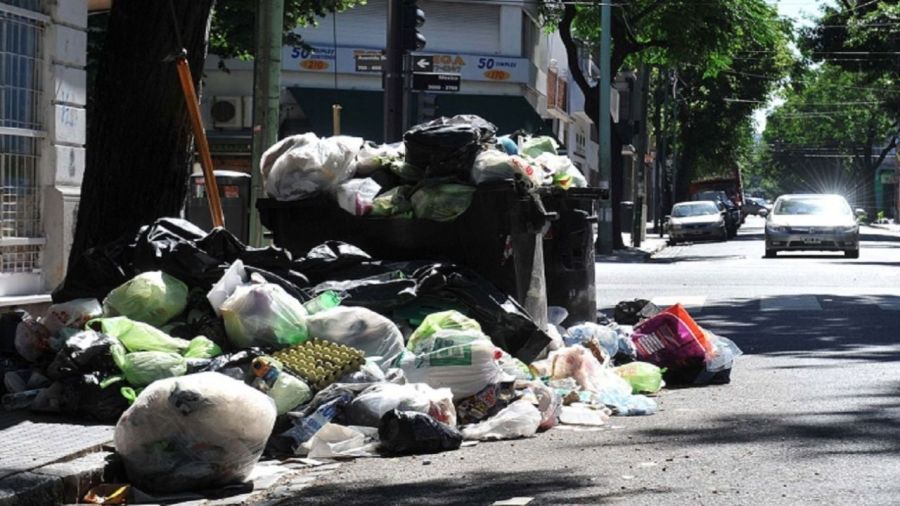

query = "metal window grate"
[[0, 135, 40, 239], [0, 9, 44, 130], [0, 243, 40, 273], [2, 1, 44, 13]]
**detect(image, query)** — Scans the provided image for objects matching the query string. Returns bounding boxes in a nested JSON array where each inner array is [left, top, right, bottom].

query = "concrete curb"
[[0, 451, 111, 506]]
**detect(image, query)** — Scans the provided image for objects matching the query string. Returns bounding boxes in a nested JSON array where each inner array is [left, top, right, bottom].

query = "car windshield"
[[672, 202, 719, 217], [773, 197, 852, 216]]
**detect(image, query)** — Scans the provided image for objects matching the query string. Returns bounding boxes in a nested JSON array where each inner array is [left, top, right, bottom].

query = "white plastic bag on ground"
[[42, 298, 102, 336], [264, 134, 363, 201], [306, 306, 405, 369], [220, 282, 309, 349], [114, 372, 277, 493], [566, 322, 619, 356], [334, 178, 381, 216], [461, 399, 541, 441], [346, 382, 457, 427], [394, 337, 509, 399], [559, 404, 610, 426], [302, 423, 380, 458]]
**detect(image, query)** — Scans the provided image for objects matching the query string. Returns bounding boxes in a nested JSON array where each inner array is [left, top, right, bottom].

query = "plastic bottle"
[[302, 291, 342, 315]]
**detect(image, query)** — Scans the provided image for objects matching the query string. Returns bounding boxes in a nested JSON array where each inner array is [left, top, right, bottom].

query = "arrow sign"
[[414, 56, 433, 72]]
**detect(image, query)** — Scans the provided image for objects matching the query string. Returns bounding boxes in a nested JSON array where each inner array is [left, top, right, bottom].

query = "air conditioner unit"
[[211, 96, 242, 129]]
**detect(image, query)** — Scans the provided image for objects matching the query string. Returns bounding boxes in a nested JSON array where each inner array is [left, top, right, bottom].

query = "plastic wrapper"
[[406, 310, 482, 354], [615, 361, 665, 394], [248, 357, 312, 415], [460, 399, 541, 441], [102, 271, 189, 327], [220, 282, 309, 349], [566, 322, 620, 358], [347, 382, 456, 427], [306, 307, 405, 369], [14, 315, 52, 362], [410, 184, 476, 222], [519, 381, 562, 430], [559, 404, 609, 426], [455, 381, 517, 425], [520, 136, 558, 158], [114, 372, 277, 493], [262, 134, 363, 201], [378, 409, 462, 455], [302, 423, 380, 458], [631, 303, 714, 370], [334, 177, 381, 216], [393, 337, 508, 399], [111, 343, 187, 387], [42, 299, 102, 336], [90, 317, 189, 353]]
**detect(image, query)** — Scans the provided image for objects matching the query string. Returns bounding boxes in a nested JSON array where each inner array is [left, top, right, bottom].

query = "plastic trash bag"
[[220, 282, 309, 349], [207, 260, 248, 317], [334, 177, 382, 216], [559, 404, 609, 426], [248, 357, 312, 415], [631, 303, 714, 370], [352, 142, 404, 177], [688, 333, 743, 386], [379, 409, 462, 455], [347, 382, 457, 427], [14, 315, 52, 362], [529, 381, 563, 430], [114, 372, 277, 493], [370, 185, 414, 217], [460, 399, 541, 441], [102, 271, 189, 327], [394, 338, 507, 399], [42, 299, 102, 336], [566, 322, 620, 357], [302, 423, 380, 459], [520, 136, 558, 158], [532, 153, 587, 189], [90, 317, 189, 354], [262, 134, 363, 201], [455, 381, 517, 425], [471, 151, 542, 187], [306, 307, 405, 369], [406, 310, 482, 353], [614, 361, 665, 394], [411, 184, 476, 222], [404, 119, 484, 179], [111, 343, 187, 387], [45, 330, 117, 380], [183, 336, 223, 359]]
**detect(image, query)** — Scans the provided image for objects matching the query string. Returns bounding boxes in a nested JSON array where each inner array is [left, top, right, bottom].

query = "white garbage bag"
[[219, 282, 309, 349], [334, 178, 382, 216], [114, 372, 277, 493], [263, 134, 363, 201], [306, 306, 405, 369], [460, 399, 541, 441], [346, 382, 457, 428], [394, 336, 509, 399]]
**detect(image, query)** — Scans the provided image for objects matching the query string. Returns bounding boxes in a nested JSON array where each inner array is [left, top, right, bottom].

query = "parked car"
[[667, 200, 728, 244], [764, 194, 861, 258], [743, 197, 771, 217], [693, 191, 740, 238]]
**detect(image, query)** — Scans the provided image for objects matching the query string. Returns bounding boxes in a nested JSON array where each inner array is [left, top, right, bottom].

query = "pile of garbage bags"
[[260, 114, 588, 219], [0, 218, 740, 495]]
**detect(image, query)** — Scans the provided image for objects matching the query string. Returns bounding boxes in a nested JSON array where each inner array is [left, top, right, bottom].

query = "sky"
[[753, 0, 835, 133]]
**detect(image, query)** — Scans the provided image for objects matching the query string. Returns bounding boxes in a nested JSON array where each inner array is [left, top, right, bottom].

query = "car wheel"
[[718, 229, 728, 242], [765, 249, 777, 258], [844, 249, 859, 259]]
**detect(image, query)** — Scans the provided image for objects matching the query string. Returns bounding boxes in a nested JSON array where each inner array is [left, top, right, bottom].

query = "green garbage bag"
[[90, 316, 190, 354], [410, 184, 475, 222], [183, 336, 223, 359], [111, 343, 187, 387], [614, 361, 665, 394], [406, 310, 482, 354], [102, 271, 189, 326], [220, 282, 309, 349], [371, 186, 414, 217], [520, 136, 558, 158]]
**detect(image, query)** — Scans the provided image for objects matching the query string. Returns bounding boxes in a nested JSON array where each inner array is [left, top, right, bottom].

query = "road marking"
[[760, 295, 822, 311], [651, 296, 707, 309]]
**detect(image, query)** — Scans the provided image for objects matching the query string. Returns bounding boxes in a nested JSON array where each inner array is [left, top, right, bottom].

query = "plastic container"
[[258, 180, 554, 329], [186, 170, 251, 242], [539, 187, 603, 325]]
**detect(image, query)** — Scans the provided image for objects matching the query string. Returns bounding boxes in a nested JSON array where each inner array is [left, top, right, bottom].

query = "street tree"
[[539, 0, 787, 247], [68, 0, 362, 269]]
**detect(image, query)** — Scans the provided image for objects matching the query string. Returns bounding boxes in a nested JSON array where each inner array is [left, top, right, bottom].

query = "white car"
[[764, 194, 860, 258], [667, 201, 728, 244]]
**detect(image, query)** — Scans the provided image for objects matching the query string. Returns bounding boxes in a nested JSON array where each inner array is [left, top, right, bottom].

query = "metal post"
[[384, 0, 404, 142], [249, 0, 284, 247], [332, 104, 342, 135], [596, 2, 613, 254]]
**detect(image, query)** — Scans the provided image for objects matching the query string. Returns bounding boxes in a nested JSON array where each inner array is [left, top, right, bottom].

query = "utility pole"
[[249, 0, 284, 247], [669, 68, 679, 204], [596, 2, 613, 254], [384, 0, 404, 142], [632, 63, 649, 247]]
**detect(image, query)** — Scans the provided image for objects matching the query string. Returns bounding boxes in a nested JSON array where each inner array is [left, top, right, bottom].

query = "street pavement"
[[274, 216, 900, 506]]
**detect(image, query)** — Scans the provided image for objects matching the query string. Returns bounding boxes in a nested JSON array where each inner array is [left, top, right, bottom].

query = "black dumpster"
[[540, 188, 602, 326], [186, 170, 252, 243], [257, 181, 554, 330], [620, 201, 635, 235]]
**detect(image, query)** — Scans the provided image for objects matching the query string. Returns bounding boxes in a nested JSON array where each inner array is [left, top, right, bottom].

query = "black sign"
[[412, 55, 433, 73], [355, 53, 385, 73], [412, 72, 461, 92]]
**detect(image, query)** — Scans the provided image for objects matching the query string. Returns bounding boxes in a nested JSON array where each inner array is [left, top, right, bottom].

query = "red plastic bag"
[[630, 304, 714, 369]]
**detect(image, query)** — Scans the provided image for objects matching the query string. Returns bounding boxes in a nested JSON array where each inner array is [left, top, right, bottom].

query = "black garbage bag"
[[378, 409, 462, 455], [404, 119, 483, 179], [614, 299, 660, 325], [76, 373, 130, 423], [292, 241, 374, 284], [199, 348, 266, 381], [196, 227, 295, 274], [312, 271, 418, 313], [52, 237, 133, 302], [0, 310, 24, 355], [132, 218, 226, 289], [45, 330, 117, 380]]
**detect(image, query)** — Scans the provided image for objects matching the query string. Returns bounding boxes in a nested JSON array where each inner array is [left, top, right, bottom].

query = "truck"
[[689, 173, 745, 238]]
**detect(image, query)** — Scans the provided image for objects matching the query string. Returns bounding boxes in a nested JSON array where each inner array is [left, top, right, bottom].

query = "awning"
[[432, 94, 552, 136]]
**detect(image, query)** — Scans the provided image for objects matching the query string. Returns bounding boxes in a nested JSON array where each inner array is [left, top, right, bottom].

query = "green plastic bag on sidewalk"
[[614, 361, 665, 394], [90, 316, 190, 354], [411, 184, 476, 222], [406, 310, 482, 354], [103, 271, 189, 326], [111, 343, 187, 387], [183, 336, 223, 359]]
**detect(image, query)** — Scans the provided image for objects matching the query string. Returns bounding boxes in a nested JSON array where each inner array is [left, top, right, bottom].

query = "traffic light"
[[400, 1, 426, 52]]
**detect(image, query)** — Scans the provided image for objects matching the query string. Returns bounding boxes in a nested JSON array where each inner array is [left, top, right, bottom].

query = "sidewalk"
[[596, 223, 669, 263], [869, 222, 900, 234]]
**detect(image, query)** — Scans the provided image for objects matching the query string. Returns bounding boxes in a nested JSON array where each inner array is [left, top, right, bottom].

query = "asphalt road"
[[273, 217, 900, 506]]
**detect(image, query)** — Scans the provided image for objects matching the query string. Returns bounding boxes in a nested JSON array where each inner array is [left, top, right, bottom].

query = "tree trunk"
[[68, 0, 215, 267]]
